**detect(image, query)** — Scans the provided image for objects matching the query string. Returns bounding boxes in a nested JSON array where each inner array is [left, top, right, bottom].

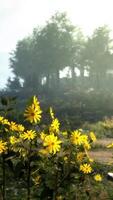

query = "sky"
[[1, 0, 113, 89]]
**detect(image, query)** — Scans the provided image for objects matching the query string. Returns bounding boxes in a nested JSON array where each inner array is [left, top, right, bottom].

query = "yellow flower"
[[50, 118, 60, 133], [0, 117, 10, 125], [40, 132, 46, 141], [90, 132, 96, 142], [20, 130, 36, 140], [80, 134, 91, 149], [77, 152, 85, 162], [50, 107, 54, 119], [0, 140, 7, 154], [80, 134, 88, 143], [9, 121, 18, 131], [16, 124, 25, 132], [24, 96, 42, 124], [33, 96, 40, 106], [43, 134, 62, 154], [80, 163, 92, 174], [3, 119, 10, 125], [10, 136, 20, 145], [70, 130, 82, 145], [83, 141, 91, 150], [94, 174, 102, 181], [107, 143, 113, 148]]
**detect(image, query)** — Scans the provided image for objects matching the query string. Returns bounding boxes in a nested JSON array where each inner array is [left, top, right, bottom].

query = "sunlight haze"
[[0, 0, 113, 88]]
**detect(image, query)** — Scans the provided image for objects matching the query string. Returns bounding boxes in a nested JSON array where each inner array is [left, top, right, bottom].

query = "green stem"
[[2, 155, 6, 200], [53, 170, 58, 200], [27, 143, 31, 200], [27, 157, 31, 200]]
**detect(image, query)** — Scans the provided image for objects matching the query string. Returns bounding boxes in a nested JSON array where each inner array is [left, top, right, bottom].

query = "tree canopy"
[[9, 13, 113, 93]]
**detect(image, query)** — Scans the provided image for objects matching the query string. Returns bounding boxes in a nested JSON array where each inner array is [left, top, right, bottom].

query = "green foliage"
[[82, 117, 113, 139]]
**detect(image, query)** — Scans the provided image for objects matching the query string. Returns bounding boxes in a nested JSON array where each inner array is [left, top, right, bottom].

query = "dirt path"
[[95, 138, 113, 146], [89, 150, 113, 163], [89, 138, 113, 163]]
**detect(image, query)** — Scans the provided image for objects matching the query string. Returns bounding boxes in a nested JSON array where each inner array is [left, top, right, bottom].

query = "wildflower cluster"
[[0, 96, 102, 200], [70, 129, 97, 174]]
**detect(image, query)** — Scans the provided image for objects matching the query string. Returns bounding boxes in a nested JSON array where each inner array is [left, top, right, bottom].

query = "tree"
[[10, 12, 82, 92], [80, 25, 113, 89], [33, 12, 79, 89], [6, 77, 22, 92]]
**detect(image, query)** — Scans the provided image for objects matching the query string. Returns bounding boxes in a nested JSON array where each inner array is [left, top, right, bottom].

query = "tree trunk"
[[46, 73, 50, 89], [55, 70, 60, 88]]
